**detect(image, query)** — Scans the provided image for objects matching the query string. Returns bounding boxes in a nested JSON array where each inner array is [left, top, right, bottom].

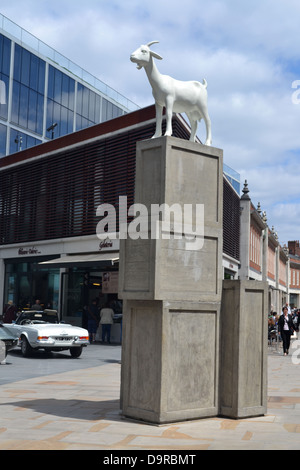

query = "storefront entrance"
[[2, 256, 122, 336], [61, 266, 121, 328]]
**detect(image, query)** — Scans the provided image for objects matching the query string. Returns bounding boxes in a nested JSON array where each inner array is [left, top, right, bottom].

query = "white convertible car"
[[4, 310, 89, 358]]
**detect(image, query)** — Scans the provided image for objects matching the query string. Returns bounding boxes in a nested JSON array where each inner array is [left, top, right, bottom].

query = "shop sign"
[[99, 237, 113, 251], [102, 272, 119, 293], [18, 246, 41, 256]]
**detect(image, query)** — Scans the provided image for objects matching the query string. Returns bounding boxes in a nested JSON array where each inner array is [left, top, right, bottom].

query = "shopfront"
[[4, 256, 60, 311], [0, 236, 121, 332], [42, 253, 120, 329]]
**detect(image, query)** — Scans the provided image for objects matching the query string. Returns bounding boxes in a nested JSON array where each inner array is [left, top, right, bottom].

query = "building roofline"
[[0, 105, 158, 170]]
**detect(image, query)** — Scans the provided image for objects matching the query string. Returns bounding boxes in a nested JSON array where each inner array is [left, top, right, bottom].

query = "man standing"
[[100, 302, 114, 344]]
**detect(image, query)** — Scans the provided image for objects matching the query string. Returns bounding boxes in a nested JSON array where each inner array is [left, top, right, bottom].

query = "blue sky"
[[1, 0, 300, 245]]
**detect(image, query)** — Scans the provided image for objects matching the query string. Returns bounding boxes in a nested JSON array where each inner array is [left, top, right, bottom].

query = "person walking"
[[100, 302, 114, 344], [278, 306, 294, 356], [3, 300, 17, 323], [87, 299, 99, 343]]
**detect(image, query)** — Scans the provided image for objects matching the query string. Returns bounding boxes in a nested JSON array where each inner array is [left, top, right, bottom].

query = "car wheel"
[[21, 336, 34, 357], [70, 346, 82, 358]]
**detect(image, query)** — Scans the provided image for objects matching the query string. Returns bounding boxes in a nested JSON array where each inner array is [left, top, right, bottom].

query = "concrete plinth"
[[219, 280, 268, 419], [119, 137, 223, 303], [120, 299, 220, 423], [119, 137, 223, 423]]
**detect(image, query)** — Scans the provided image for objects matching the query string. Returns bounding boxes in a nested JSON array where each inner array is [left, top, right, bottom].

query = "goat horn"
[[147, 41, 159, 47]]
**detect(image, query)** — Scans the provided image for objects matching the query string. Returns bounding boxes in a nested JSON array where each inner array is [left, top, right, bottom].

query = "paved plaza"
[[0, 340, 300, 451]]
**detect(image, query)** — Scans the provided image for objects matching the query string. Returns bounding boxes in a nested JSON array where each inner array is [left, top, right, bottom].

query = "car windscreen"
[[16, 311, 59, 324]]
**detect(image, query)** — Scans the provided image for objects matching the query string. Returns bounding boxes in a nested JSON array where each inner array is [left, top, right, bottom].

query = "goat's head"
[[130, 41, 163, 69]]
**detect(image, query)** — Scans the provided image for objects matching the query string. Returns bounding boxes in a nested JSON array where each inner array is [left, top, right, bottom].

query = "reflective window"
[[76, 83, 101, 130], [0, 33, 11, 76], [47, 65, 75, 138], [0, 123, 7, 157], [9, 128, 42, 154], [0, 34, 11, 120], [101, 98, 123, 123], [4, 260, 60, 312], [11, 44, 45, 135]]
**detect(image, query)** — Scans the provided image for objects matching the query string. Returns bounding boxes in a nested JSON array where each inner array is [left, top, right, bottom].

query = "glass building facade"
[[0, 13, 138, 157], [223, 163, 241, 195]]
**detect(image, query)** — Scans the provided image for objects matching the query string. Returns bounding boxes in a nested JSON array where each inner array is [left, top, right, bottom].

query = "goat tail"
[[202, 78, 207, 88]]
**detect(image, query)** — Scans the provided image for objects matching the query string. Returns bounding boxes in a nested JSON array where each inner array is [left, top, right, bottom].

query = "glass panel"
[[61, 73, 69, 107], [19, 84, 29, 127], [0, 74, 8, 119], [53, 102, 61, 128], [9, 128, 42, 154], [76, 113, 82, 131], [9, 128, 22, 153], [46, 99, 54, 133], [89, 91, 96, 122], [0, 123, 6, 157], [21, 48, 30, 87], [36, 94, 44, 135], [13, 44, 21, 82], [61, 271, 85, 327], [11, 81, 20, 124], [107, 101, 113, 120], [3, 261, 60, 312], [27, 134, 38, 150], [101, 98, 108, 122], [82, 86, 89, 118], [54, 68, 62, 103], [60, 105, 68, 136], [68, 79, 75, 110], [95, 95, 101, 122], [38, 60, 45, 95], [28, 88, 37, 132], [19, 274, 31, 308], [76, 83, 83, 114], [4, 272, 17, 306], [2, 34, 11, 76], [47, 65, 54, 100], [68, 109, 74, 133], [29, 54, 39, 91], [21, 29, 39, 52]]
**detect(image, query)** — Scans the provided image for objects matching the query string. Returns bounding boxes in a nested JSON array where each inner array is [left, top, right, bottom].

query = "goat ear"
[[151, 51, 163, 60]]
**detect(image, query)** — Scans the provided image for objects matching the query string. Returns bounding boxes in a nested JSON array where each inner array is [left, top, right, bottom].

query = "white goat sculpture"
[[130, 41, 212, 145]]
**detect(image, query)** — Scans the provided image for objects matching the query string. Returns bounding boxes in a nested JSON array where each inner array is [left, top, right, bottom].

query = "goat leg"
[[164, 96, 174, 137], [153, 102, 163, 138], [203, 113, 212, 146]]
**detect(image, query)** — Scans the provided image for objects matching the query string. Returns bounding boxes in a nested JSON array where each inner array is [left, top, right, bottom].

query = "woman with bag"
[[278, 306, 294, 356]]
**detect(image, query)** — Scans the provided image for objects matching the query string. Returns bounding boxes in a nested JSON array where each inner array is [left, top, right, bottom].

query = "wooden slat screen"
[[0, 117, 190, 244], [223, 177, 240, 261]]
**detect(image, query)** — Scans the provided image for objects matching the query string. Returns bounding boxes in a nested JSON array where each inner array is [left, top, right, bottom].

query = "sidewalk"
[[0, 342, 300, 450]]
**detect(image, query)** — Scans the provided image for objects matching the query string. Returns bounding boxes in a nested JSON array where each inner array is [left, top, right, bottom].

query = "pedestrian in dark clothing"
[[3, 301, 17, 323], [278, 306, 294, 356], [87, 299, 99, 342]]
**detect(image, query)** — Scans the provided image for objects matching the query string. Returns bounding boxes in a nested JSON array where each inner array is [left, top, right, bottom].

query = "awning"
[[39, 253, 119, 268]]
